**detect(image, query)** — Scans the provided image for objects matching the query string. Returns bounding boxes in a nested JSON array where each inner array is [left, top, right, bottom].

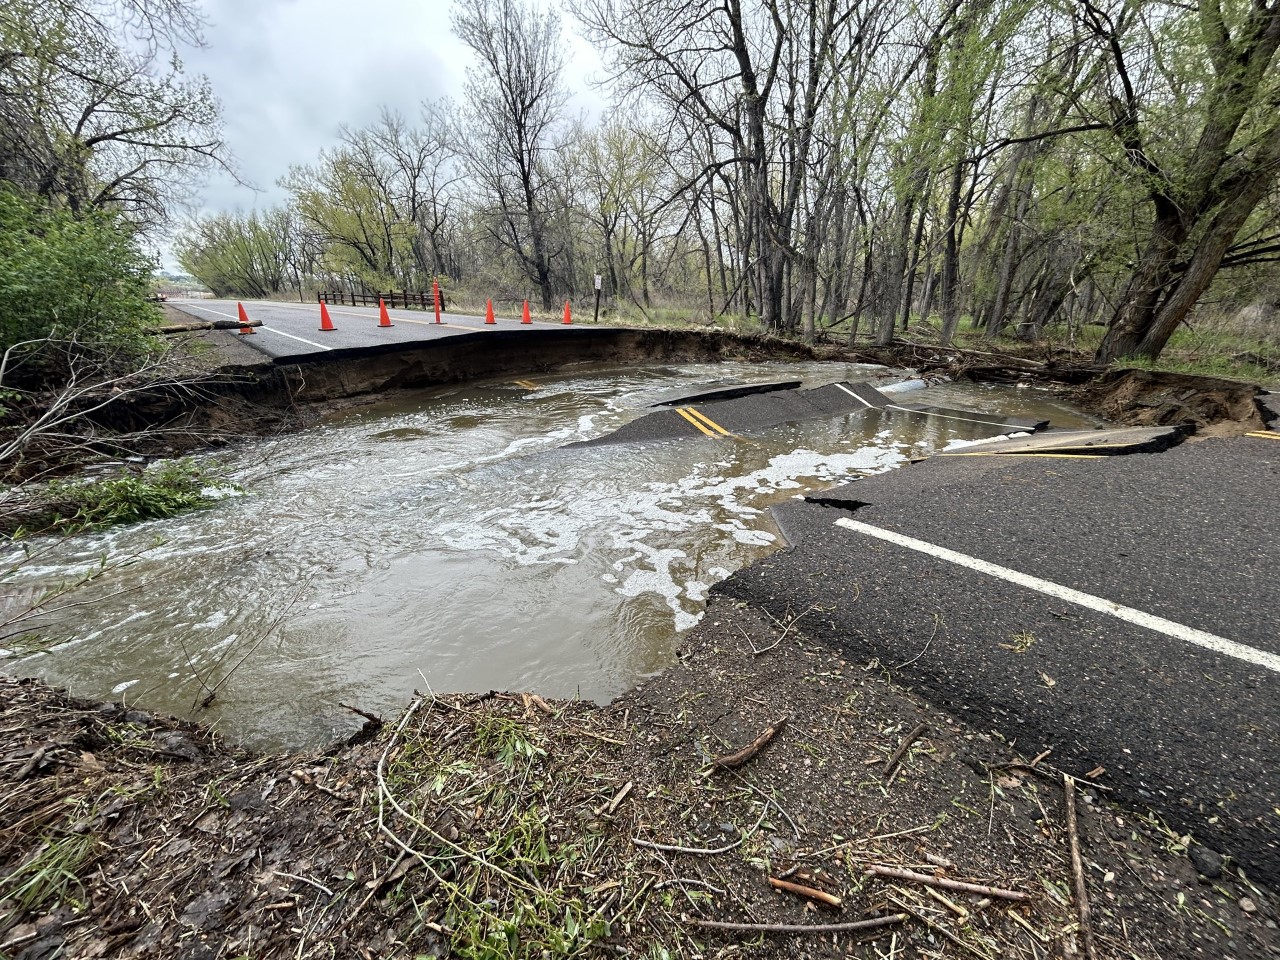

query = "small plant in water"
[[46, 459, 239, 532]]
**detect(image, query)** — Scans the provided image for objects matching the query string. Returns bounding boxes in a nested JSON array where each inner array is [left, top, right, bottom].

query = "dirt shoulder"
[[3, 594, 1277, 958]]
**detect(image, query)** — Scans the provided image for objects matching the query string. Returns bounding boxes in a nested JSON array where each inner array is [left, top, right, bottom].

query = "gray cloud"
[[155, 0, 605, 268]]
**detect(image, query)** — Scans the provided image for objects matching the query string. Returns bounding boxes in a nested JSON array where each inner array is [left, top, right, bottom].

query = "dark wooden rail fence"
[[318, 289, 447, 311]]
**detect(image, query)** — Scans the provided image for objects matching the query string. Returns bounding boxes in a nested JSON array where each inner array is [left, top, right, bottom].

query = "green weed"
[[46, 459, 238, 532], [0, 831, 97, 914]]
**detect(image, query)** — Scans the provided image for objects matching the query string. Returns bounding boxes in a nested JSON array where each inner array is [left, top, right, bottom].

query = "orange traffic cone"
[[237, 301, 256, 335], [521, 300, 532, 325], [318, 301, 336, 332], [378, 298, 394, 327], [562, 301, 572, 325], [485, 299, 496, 324], [432, 280, 442, 324]]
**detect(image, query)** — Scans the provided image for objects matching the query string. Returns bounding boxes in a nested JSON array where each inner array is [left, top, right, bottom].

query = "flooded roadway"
[[3, 361, 1100, 749]]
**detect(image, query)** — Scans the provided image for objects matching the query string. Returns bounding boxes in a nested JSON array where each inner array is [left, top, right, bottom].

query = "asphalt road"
[[718, 434, 1280, 882], [168, 298, 574, 362]]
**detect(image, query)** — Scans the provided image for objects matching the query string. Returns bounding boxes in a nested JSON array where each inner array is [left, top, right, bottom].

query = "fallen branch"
[[150, 319, 262, 334], [598, 780, 633, 816], [865, 864, 1029, 902], [768, 876, 842, 908], [883, 722, 929, 782], [710, 718, 787, 771], [685, 913, 907, 935], [1064, 774, 1099, 960]]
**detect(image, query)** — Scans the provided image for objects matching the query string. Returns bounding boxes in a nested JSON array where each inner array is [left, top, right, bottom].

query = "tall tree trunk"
[[938, 157, 965, 344]]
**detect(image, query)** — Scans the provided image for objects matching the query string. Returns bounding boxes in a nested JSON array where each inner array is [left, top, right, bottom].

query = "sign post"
[[593, 273, 602, 324]]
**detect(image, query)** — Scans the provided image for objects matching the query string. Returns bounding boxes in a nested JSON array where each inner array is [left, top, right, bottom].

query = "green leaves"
[[46, 460, 239, 533], [0, 186, 158, 374]]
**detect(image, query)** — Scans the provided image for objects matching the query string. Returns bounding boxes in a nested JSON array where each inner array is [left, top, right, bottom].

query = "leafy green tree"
[[176, 207, 299, 298], [0, 187, 157, 381]]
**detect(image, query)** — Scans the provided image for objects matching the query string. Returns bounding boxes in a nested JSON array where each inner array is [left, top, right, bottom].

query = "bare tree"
[[453, 0, 568, 308]]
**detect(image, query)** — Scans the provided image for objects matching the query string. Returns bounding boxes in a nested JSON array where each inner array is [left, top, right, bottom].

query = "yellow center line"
[[675, 407, 716, 437], [513, 379, 539, 390], [1246, 431, 1280, 440], [683, 407, 734, 436]]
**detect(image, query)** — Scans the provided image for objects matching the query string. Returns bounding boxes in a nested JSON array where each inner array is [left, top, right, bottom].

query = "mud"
[[1072, 367, 1268, 432]]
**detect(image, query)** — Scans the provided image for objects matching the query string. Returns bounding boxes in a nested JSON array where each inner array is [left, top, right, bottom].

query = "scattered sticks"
[[685, 913, 908, 936], [865, 864, 1029, 902], [1063, 774, 1099, 960], [710, 718, 787, 771]]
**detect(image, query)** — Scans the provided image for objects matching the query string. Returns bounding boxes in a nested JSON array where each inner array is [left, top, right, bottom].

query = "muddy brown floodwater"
[[3, 361, 1101, 748]]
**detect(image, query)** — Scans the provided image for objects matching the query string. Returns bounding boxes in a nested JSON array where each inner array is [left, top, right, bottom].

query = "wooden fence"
[[318, 290, 446, 311]]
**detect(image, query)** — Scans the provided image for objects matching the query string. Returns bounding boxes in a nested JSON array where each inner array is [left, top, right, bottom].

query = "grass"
[[381, 700, 625, 959], [0, 830, 97, 916]]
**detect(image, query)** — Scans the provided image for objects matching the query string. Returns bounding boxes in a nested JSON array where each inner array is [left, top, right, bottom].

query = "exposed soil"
[[4, 329, 1278, 958]]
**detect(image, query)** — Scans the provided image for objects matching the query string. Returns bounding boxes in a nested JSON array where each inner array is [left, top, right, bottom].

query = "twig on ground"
[[754, 602, 819, 655], [888, 894, 999, 960], [684, 913, 907, 935], [710, 718, 787, 771], [893, 613, 942, 669], [1064, 774, 1099, 960], [866, 864, 1029, 902], [883, 721, 929, 783], [768, 876, 842, 908], [598, 780, 633, 816], [634, 803, 771, 856]]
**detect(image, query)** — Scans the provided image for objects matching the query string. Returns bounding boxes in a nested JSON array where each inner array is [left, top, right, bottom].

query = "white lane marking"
[[171, 302, 238, 320], [834, 517, 1280, 675], [254, 327, 333, 350], [885, 403, 1026, 429], [834, 382, 874, 407], [173, 302, 332, 351]]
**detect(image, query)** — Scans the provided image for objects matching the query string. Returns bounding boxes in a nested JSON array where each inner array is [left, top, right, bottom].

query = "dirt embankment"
[[11, 327, 1274, 482]]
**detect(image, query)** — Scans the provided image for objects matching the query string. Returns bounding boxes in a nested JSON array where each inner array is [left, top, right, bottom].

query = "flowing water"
[[3, 361, 1101, 749]]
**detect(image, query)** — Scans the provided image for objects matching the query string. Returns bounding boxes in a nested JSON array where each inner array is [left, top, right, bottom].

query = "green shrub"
[[0, 187, 159, 379]]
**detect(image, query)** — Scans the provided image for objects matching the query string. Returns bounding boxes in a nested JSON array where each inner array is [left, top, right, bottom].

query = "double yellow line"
[[676, 406, 733, 437], [1246, 431, 1280, 441]]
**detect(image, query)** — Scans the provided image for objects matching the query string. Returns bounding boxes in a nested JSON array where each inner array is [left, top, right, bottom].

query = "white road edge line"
[[253, 327, 333, 350], [833, 382, 873, 407], [833, 517, 1280, 675], [170, 302, 332, 351]]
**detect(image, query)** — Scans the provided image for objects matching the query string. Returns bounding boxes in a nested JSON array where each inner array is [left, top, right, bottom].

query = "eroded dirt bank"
[[97, 328, 831, 450], [4, 595, 1277, 959], [15, 327, 1274, 481]]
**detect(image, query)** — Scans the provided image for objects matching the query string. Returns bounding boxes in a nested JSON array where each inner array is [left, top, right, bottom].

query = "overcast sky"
[[171, 0, 606, 239]]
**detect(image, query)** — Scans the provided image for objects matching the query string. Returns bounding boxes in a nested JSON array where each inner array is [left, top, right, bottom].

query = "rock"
[[1240, 896, 1258, 914], [159, 732, 203, 762], [179, 890, 231, 930], [1188, 843, 1223, 879]]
